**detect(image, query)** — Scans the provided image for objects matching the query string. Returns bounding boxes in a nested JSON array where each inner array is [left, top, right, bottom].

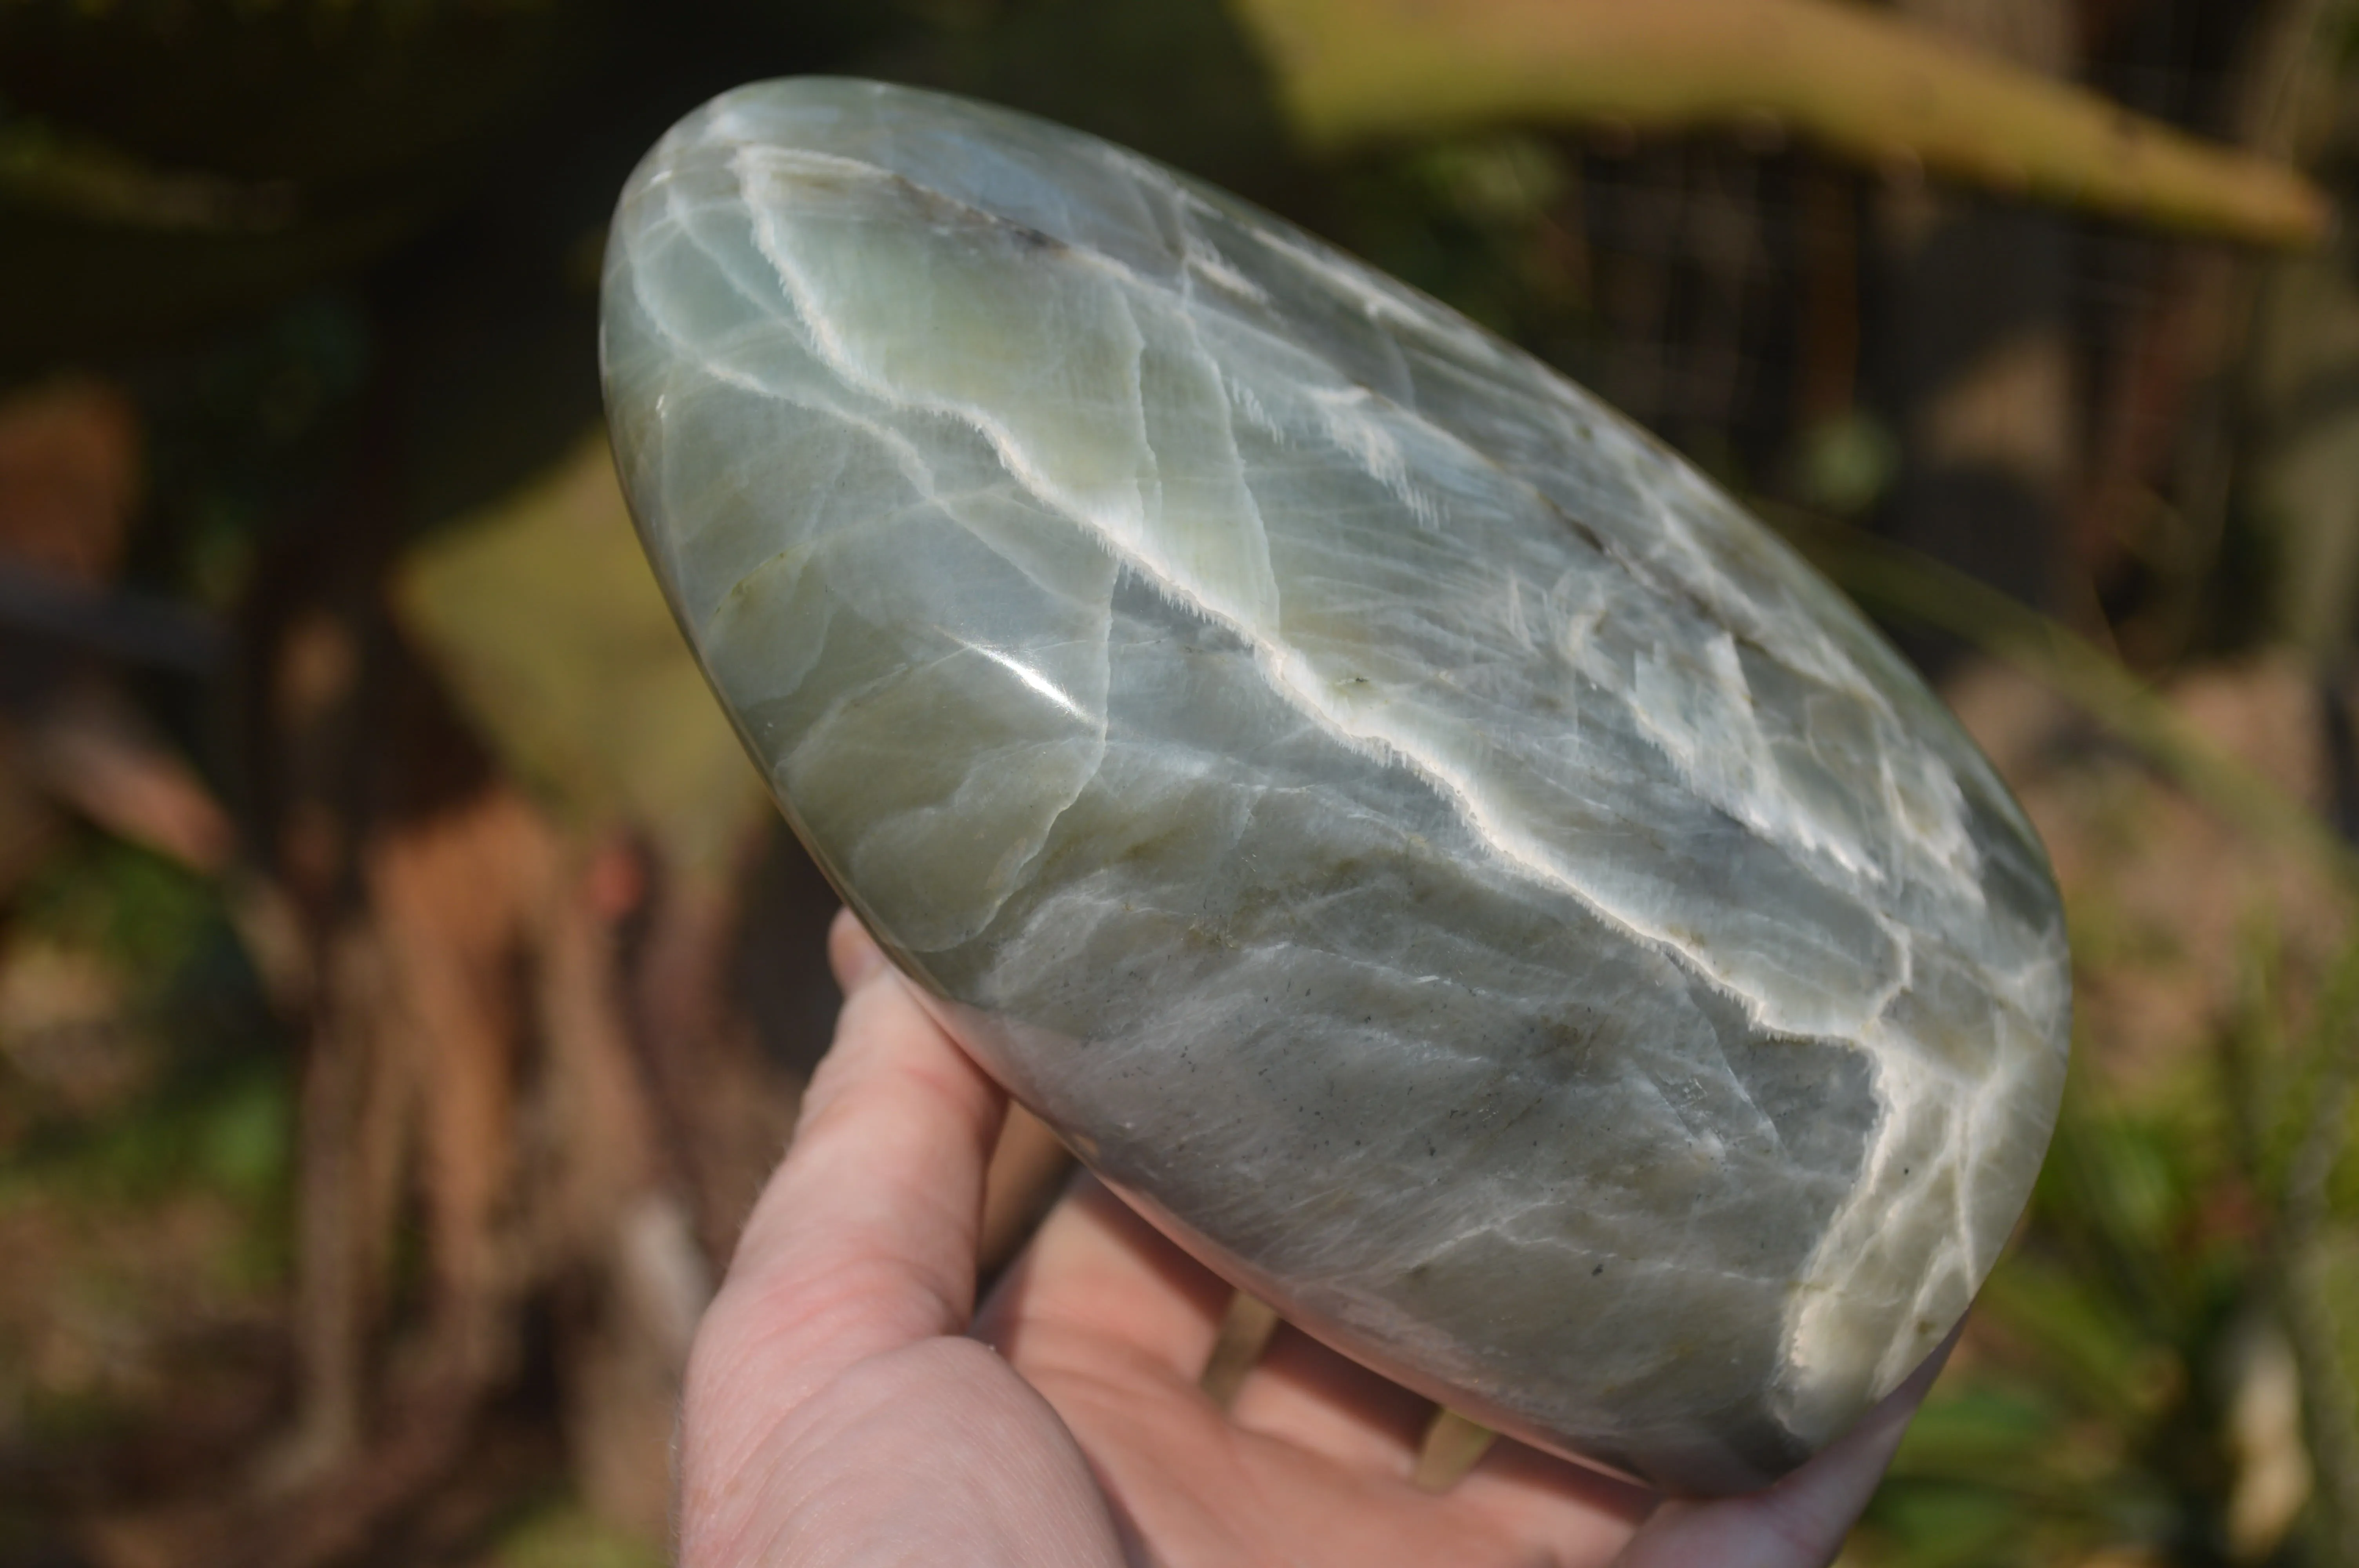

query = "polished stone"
[[601, 77, 2070, 1495]]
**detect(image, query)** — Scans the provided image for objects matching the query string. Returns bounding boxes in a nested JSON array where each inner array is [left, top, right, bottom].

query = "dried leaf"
[[25, 680, 233, 873], [1233, 0, 2328, 247], [392, 434, 765, 880], [0, 376, 140, 583]]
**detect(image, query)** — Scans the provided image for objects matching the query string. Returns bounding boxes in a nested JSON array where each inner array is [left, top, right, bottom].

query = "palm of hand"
[[678, 913, 1941, 1568]]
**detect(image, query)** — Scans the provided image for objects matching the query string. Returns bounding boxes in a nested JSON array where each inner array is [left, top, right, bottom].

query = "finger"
[[1443, 1434, 1656, 1563], [993, 1182, 1449, 1481], [827, 903, 889, 990], [1227, 1324, 1437, 1475], [979, 1103, 1077, 1277], [1199, 1290, 1284, 1408], [976, 1174, 1232, 1390], [693, 908, 1008, 1421], [1615, 1327, 1959, 1568]]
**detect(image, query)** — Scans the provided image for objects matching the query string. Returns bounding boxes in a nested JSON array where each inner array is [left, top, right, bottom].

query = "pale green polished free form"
[[600, 78, 2070, 1494]]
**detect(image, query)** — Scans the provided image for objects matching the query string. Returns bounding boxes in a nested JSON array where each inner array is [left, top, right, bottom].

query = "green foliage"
[[1822, 537, 2359, 1566], [484, 1499, 664, 1568], [1, 833, 289, 1218], [15, 837, 213, 976], [0, 1054, 292, 1211], [1795, 413, 1899, 520]]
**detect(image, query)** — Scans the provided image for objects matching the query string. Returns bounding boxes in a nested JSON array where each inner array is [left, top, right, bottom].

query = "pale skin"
[[678, 908, 1950, 1568]]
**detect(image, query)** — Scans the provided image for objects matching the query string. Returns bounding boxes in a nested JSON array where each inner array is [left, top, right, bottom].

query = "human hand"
[[678, 909, 1948, 1567]]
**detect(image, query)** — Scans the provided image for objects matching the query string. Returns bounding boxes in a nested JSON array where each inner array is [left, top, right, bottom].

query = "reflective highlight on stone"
[[600, 78, 2070, 1494]]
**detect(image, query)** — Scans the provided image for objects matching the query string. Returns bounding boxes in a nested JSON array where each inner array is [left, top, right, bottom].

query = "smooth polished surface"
[[602, 78, 2070, 1495]]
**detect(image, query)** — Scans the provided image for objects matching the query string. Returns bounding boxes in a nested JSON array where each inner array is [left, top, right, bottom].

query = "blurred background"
[[0, 0, 2355, 1563]]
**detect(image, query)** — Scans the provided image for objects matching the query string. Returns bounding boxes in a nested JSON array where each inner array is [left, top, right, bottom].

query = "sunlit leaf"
[[394, 432, 765, 879], [1233, 0, 2328, 246]]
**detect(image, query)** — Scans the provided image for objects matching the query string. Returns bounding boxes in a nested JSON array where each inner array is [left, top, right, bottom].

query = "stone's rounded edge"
[[595, 107, 872, 1003], [915, 985, 1816, 1499], [596, 74, 2072, 1500], [1107, 1176, 1814, 1497]]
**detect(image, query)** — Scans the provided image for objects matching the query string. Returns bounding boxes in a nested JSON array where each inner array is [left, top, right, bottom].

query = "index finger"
[[689, 909, 1009, 1421]]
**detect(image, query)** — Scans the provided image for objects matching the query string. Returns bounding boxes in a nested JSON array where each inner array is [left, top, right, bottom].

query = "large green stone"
[[601, 77, 2069, 1494]]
